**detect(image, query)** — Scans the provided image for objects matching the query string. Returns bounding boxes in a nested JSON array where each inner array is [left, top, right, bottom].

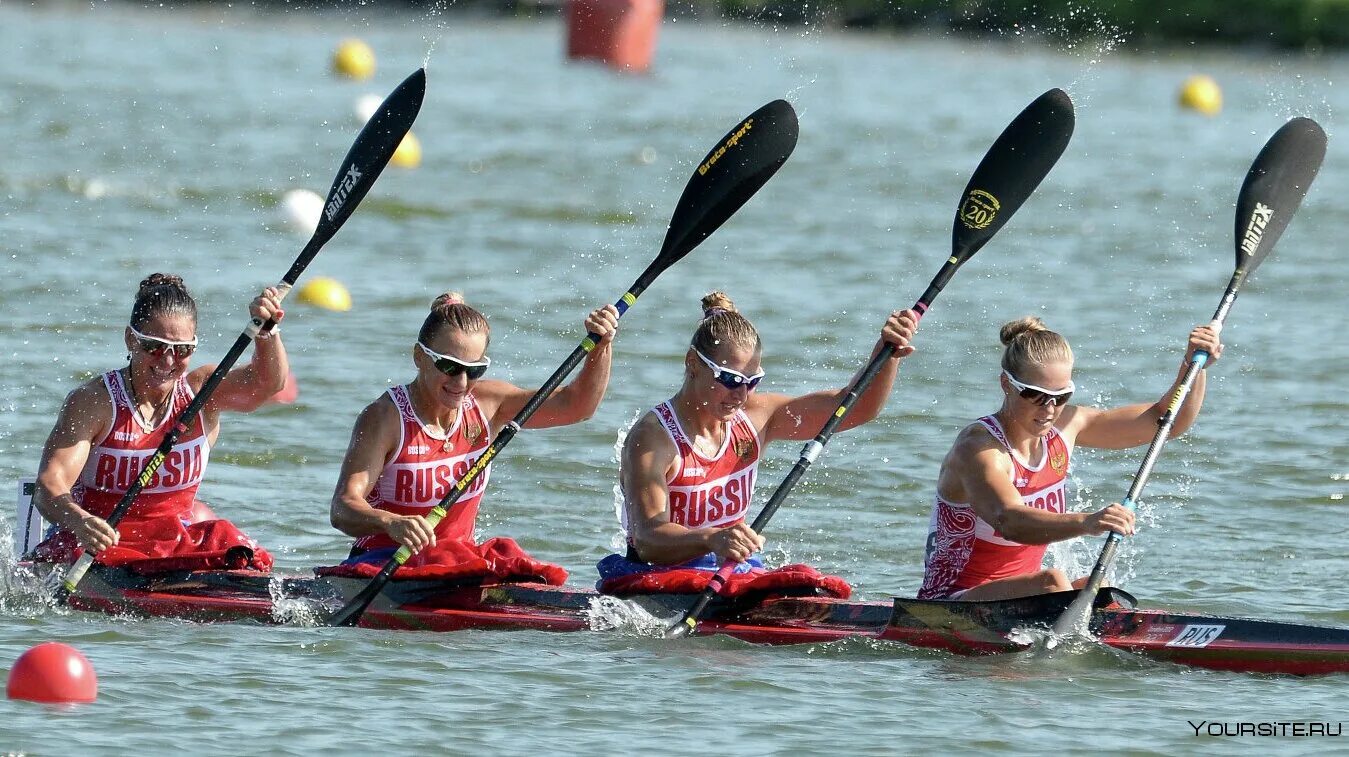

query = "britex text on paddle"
[[325, 165, 363, 222], [1240, 202, 1273, 255]]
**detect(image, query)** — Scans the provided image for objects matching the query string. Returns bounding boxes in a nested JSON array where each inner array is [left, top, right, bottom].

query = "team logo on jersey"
[[1050, 450, 1067, 474], [407, 444, 430, 455], [465, 419, 484, 445], [734, 439, 754, 459]]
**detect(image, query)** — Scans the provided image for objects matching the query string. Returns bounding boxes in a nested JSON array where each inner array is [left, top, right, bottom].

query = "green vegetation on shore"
[[707, 0, 1349, 49]]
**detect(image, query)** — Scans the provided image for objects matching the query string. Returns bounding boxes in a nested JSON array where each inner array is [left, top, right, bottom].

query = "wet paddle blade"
[[951, 88, 1074, 263], [1232, 116, 1325, 283], [647, 99, 798, 286], [291, 68, 426, 279]]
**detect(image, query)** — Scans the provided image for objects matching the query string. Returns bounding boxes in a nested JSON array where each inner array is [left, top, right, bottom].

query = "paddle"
[[666, 88, 1077, 638], [1049, 116, 1326, 641], [325, 99, 801, 627], [54, 68, 427, 603]]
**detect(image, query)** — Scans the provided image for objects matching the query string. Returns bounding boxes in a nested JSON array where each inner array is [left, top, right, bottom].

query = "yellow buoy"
[[1179, 75, 1222, 116], [391, 131, 422, 169], [297, 276, 352, 312], [333, 38, 376, 81]]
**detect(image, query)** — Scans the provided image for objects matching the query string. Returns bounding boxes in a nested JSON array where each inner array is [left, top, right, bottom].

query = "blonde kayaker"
[[329, 292, 618, 566], [611, 291, 917, 575], [919, 316, 1222, 601]]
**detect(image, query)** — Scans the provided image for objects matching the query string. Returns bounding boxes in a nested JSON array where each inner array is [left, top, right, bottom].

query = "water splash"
[[0, 527, 58, 617], [586, 594, 667, 636], [607, 408, 644, 551], [269, 575, 334, 627]]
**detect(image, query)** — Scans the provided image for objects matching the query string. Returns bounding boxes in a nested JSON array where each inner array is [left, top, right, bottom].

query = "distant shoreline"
[[137, 0, 1347, 50]]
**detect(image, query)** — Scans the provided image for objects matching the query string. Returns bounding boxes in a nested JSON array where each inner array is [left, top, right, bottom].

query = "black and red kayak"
[[45, 563, 1349, 676]]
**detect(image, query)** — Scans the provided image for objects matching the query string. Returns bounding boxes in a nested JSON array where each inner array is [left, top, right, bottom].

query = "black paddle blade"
[[649, 99, 798, 285], [1233, 116, 1325, 280], [294, 68, 427, 280], [952, 88, 1075, 263]]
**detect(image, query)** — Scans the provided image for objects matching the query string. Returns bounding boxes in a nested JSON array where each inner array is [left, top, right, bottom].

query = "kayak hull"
[[55, 565, 1349, 675]]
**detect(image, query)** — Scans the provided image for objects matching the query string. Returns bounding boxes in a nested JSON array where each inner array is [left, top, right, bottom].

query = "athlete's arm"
[[1063, 325, 1222, 450], [946, 428, 1133, 545], [621, 414, 763, 565], [759, 310, 917, 443], [203, 288, 290, 413], [474, 305, 618, 432], [33, 382, 119, 552], [329, 398, 438, 553]]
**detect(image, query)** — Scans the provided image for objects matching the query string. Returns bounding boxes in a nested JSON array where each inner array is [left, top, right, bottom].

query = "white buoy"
[[354, 93, 383, 125], [280, 189, 324, 236]]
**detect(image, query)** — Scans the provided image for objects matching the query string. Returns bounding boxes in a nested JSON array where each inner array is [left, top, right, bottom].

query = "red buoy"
[[565, 0, 663, 73], [6, 643, 98, 704]]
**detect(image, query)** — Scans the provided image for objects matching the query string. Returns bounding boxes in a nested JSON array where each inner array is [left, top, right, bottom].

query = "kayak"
[[47, 562, 1349, 676]]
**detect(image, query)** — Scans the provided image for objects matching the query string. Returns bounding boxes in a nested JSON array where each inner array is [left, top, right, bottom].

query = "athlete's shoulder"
[[951, 419, 1001, 453], [624, 410, 677, 455]]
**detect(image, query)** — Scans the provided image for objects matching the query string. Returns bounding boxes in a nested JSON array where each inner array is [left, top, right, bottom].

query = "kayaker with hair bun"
[[31, 273, 286, 572], [919, 316, 1222, 601], [605, 291, 918, 582], [329, 291, 618, 569]]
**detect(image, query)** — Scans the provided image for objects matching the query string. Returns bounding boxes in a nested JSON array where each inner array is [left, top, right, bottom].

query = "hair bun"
[[700, 291, 737, 320], [138, 273, 188, 297], [431, 291, 467, 310], [999, 316, 1047, 346]]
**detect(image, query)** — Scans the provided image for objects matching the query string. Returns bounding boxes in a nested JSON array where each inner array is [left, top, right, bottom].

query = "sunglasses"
[[129, 325, 198, 359], [1003, 369, 1074, 406], [694, 348, 764, 391], [418, 342, 490, 380]]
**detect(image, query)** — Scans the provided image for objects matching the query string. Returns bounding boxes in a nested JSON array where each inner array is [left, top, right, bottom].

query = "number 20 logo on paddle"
[[959, 189, 1001, 230]]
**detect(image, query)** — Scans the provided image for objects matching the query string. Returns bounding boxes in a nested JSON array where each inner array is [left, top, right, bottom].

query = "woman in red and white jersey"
[[329, 292, 618, 565], [617, 292, 918, 570], [32, 273, 287, 568], [918, 316, 1223, 601]]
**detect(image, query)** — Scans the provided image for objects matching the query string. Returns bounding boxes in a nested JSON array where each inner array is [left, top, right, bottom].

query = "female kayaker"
[[612, 291, 918, 574], [918, 316, 1223, 601], [31, 273, 286, 571], [329, 292, 618, 567]]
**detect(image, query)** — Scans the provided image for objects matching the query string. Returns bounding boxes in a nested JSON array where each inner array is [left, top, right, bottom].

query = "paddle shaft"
[[56, 69, 426, 599]]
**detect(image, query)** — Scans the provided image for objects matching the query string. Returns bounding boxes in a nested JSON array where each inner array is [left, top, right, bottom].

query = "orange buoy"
[[269, 370, 300, 405], [6, 643, 98, 704], [565, 0, 663, 73]]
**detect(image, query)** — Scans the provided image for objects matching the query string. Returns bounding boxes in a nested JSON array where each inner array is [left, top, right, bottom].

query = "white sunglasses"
[[129, 324, 198, 359], [694, 348, 764, 390], [418, 342, 491, 379], [1003, 369, 1074, 406]]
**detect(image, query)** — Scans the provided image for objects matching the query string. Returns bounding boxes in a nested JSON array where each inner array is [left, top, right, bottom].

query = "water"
[[2, 4, 1347, 753]]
